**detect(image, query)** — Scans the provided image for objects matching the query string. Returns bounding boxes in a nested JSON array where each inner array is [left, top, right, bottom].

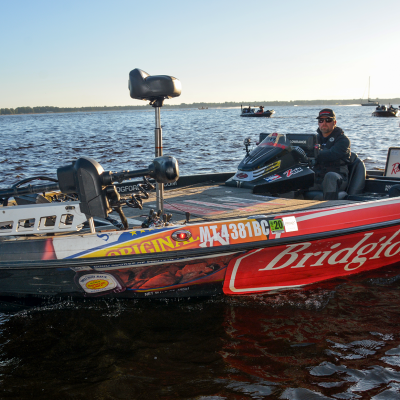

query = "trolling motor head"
[[147, 156, 180, 183]]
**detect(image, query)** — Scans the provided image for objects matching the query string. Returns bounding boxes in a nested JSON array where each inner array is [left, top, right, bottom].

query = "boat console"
[[226, 132, 317, 194], [226, 132, 369, 199]]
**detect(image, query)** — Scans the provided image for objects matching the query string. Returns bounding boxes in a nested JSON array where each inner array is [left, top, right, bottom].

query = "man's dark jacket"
[[314, 126, 351, 184]]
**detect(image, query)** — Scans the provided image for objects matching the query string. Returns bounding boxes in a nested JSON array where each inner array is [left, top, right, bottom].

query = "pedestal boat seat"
[[304, 153, 366, 200], [128, 69, 182, 102], [128, 68, 182, 213]]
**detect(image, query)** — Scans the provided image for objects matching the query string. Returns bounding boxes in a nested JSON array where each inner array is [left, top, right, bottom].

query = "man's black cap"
[[316, 109, 336, 119]]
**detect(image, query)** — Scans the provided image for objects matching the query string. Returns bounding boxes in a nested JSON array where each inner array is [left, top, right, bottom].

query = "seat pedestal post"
[[153, 98, 164, 213]]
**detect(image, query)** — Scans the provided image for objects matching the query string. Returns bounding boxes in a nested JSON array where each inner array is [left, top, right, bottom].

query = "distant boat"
[[198, 107, 208, 110], [372, 104, 400, 117], [240, 105, 275, 117], [361, 77, 379, 106]]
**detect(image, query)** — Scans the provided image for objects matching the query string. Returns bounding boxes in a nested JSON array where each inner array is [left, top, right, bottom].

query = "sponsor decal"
[[391, 163, 400, 176], [117, 181, 177, 193], [265, 174, 282, 182], [385, 185, 394, 192], [117, 184, 142, 193], [79, 218, 270, 258], [252, 161, 282, 180], [329, 137, 335, 142], [224, 226, 400, 294], [263, 161, 281, 175], [114, 258, 229, 293], [283, 167, 302, 178], [259, 229, 400, 272], [236, 173, 248, 179], [78, 273, 124, 294]]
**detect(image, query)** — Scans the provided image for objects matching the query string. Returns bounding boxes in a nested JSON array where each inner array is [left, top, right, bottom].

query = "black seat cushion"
[[129, 69, 182, 101], [304, 153, 366, 200], [304, 190, 347, 200], [347, 156, 366, 195]]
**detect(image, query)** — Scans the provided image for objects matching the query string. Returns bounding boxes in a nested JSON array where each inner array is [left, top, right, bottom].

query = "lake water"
[[1, 106, 400, 399]]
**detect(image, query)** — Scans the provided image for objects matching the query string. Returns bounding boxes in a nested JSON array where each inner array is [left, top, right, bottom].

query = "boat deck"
[[0, 179, 364, 239], [121, 182, 352, 227]]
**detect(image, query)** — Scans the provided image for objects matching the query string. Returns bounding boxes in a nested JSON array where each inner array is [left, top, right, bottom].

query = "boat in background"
[[361, 77, 379, 106], [240, 105, 275, 117], [372, 104, 400, 117], [2, 68, 400, 300]]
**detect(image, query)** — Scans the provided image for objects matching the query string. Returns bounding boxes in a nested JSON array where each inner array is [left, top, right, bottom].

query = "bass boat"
[[372, 104, 400, 117], [2, 68, 400, 300], [241, 105, 275, 117]]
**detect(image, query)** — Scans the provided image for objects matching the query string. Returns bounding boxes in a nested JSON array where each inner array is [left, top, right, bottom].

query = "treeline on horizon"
[[1, 98, 400, 115]]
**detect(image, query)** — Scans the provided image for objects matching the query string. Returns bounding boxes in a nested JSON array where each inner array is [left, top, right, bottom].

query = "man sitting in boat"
[[307, 109, 351, 200], [257, 106, 264, 114]]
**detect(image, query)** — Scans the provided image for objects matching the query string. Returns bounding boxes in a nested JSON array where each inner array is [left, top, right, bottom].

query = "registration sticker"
[[269, 219, 285, 233]]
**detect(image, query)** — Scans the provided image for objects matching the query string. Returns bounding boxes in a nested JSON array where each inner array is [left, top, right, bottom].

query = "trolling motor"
[[57, 155, 179, 231], [0, 155, 179, 233], [1, 68, 182, 235]]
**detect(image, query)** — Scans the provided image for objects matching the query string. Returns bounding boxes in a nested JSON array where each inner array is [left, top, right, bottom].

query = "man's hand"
[[314, 144, 321, 159]]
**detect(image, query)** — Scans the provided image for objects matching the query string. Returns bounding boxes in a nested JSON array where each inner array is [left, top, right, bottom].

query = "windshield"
[[259, 132, 291, 149]]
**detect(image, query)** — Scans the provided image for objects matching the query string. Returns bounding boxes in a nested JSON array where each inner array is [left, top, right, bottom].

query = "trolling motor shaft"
[[0, 156, 178, 200]]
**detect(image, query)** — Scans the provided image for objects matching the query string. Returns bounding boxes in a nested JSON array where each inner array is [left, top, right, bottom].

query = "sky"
[[1, 0, 399, 108]]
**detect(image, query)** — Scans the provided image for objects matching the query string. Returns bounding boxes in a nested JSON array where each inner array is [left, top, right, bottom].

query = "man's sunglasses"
[[318, 118, 334, 123]]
